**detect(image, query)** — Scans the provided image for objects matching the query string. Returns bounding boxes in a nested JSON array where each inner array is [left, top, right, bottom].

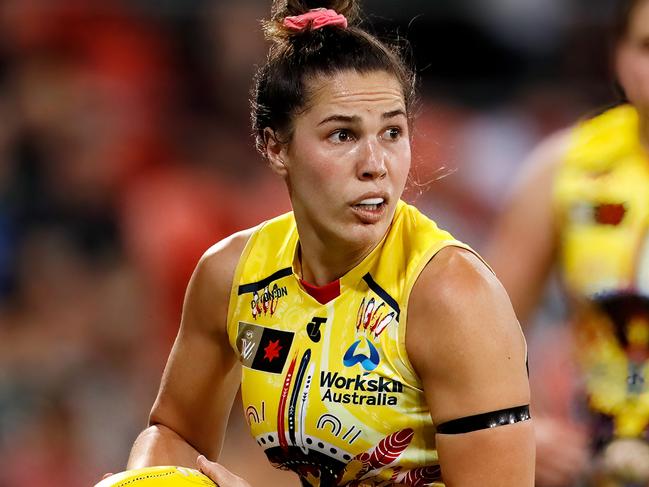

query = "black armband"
[[436, 405, 531, 435]]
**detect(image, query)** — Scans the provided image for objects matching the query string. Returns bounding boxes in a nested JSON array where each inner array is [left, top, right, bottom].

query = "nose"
[[357, 139, 387, 181]]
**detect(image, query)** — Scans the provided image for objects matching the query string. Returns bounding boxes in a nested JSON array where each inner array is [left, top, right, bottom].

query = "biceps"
[[151, 329, 240, 455], [426, 330, 530, 425], [436, 420, 535, 486]]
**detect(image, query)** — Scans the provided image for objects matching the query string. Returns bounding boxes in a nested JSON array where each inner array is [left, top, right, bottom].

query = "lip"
[[349, 192, 390, 224]]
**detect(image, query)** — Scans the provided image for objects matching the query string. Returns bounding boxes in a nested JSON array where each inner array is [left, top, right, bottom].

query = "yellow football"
[[95, 466, 216, 487]]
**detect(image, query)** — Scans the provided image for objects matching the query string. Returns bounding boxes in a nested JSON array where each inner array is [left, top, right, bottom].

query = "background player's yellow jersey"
[[553, 104, 649, 440], [555, 104, 649, 297], [226, 201, 470, 487]]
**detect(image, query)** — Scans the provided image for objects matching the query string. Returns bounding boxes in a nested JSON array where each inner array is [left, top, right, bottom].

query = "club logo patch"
[[237, 322, 294, 374]]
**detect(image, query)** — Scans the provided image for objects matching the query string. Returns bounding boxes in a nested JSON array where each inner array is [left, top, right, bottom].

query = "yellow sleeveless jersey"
[[554, 104, 649, 439], [555, 104, 649, 296], [226, 201, 470, 487]]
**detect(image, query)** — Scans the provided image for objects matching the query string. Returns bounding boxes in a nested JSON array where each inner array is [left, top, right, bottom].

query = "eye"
[[329, 129, 355, 143], [382, 127, 402, 141]]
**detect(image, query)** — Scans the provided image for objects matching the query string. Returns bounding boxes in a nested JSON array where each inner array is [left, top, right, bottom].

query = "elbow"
[[147, 416, 178, 439]]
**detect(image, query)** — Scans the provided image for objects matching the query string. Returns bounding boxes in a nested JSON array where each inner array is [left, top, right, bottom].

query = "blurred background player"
[[487, 0, 649, 485]]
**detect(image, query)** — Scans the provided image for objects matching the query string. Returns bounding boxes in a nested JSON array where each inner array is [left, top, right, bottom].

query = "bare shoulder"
[[408, 246, 511, 321], [516, 127, 572, 187], [407, 246, 528, 421], [197, 227, 256, 287], [182, 227, 256, 336], [494, 127, 573, 222], [484, 128, 574, 321]]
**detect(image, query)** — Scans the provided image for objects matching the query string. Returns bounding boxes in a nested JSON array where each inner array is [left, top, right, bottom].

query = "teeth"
[[358, 198, 384, 205]]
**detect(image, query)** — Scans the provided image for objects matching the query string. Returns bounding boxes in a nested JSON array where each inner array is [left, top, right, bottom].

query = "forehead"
[[303, 70, 405, 116]]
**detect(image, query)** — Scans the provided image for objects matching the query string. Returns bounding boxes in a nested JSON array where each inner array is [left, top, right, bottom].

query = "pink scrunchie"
[[283, 8, 348, 32]]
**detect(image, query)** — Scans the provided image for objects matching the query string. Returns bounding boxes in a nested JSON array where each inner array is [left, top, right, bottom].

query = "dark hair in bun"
[[251, 0, 416, 154], [265, 0, 360, 39]]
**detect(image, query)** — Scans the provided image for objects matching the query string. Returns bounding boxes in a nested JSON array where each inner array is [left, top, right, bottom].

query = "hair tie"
[[283, 8, 348, 32]]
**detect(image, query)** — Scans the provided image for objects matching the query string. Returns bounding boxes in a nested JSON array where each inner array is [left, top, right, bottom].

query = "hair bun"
[[266, 0, 360, 41], [272, 0, 359, 22]]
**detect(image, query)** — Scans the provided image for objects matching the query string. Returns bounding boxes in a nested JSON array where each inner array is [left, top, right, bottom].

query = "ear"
[[264, 128, 289, 177]]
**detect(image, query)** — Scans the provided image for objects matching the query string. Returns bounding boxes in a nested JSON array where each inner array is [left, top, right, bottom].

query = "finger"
[[197, 455, 245, 486], [102, 473, 114, 480]]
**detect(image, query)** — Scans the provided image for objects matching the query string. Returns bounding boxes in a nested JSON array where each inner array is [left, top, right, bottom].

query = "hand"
[[535, 416, 589, 486], [197, 455, 252, 487]]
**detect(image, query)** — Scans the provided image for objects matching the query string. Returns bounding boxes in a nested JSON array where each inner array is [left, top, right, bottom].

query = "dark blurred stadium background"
[[0, 0, 621, 485]]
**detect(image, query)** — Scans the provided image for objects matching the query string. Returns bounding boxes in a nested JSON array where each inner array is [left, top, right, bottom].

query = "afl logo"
[[343, 337, 379, 372]]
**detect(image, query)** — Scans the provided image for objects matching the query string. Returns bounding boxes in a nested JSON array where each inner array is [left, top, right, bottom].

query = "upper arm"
[[148, 229, 253, 459], [484, 129, 570, 324], [407, 247, 534, 486]]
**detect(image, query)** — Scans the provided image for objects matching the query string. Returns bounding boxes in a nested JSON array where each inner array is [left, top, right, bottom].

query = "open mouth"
[[353, 197, 386, 211], [351, 197, 388, 223]]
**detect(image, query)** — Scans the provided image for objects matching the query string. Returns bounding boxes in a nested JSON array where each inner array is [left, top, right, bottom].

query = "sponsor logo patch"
[[306, 316, 326, 343], [251, 284, 288, 319], [343, 337, 380, 372], [319, 370, 402, 406]]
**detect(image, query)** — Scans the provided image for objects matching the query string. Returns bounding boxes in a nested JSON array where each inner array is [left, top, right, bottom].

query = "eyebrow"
[[318, 114, 360, 126], [382, 109, 407, 120], [317, 109, 407, 126]]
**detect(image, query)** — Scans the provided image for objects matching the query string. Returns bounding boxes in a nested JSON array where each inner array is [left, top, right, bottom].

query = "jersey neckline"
[[288, 201, 406, 305]]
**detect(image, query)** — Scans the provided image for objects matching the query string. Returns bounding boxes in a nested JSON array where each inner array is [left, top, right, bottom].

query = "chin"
[[339, 219, 389, 248]]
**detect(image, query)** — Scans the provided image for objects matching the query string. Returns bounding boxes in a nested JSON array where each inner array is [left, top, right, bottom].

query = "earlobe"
[[264, 127, 289, 177]]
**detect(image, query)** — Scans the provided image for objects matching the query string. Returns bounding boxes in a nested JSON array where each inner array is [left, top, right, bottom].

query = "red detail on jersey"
[[595, 203, 626, 225], [263, 340, 283, 362], [398, 465, 443, 486], [337, 429, 414, 483], [300, 278, 341, 305], [277, 354, 297, 450], [356, 297, 395, 338], [368, 428, 414, 469]]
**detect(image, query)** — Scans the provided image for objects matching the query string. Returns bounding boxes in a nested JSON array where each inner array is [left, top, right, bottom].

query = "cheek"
[[291, 146, 343, 194], [637, 61, 649, 93], [618, 49, 649, 101], [393, 142, 412, 184]]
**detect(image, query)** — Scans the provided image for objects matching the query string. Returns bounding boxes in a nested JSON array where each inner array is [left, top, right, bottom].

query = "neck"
[[296, 231, 377, 286]]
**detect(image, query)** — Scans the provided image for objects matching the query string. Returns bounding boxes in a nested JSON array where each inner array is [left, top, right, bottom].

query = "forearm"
[[127, 424, 201, 469]]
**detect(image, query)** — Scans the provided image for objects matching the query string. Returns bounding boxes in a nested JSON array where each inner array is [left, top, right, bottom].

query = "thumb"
[[197, 455, 250, 487]]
